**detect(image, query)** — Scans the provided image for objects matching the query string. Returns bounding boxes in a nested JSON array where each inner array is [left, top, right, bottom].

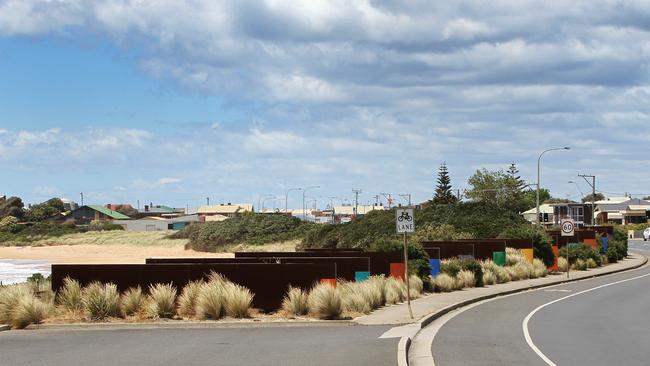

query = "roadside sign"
[[395, 208, 415, 234], [561, 219, 575, 237]]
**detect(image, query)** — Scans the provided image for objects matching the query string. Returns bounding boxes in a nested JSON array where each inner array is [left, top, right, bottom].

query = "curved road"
[[431, 239, 650, 366]]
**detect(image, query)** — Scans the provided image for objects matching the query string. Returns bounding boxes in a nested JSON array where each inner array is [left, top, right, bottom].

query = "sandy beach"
[[0, 244, 232, 264]]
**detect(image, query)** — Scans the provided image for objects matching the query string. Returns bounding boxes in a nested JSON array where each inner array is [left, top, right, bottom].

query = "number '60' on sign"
[[396, 208, 415, 234], [561, 219, 575, 237]]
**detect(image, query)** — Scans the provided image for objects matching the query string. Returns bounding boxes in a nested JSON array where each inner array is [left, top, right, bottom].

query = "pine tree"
[[506, 163, 525, 193], [433, 163, 457, 204]]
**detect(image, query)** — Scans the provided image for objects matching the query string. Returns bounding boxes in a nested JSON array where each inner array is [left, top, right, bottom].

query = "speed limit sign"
[[561, 219, 575, 237]]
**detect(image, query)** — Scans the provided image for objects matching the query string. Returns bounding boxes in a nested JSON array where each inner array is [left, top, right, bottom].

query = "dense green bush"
[[183, 214, 316, 252], [559, 243, 602, 266], [498, 224, 555, 267], [606, 246, 619, 263], [0, 216, 20, 233], [302, 210, 396, 249], [369, 238, 431, 280], [440, 258, 484, 287], [609, 240, 628, 260], [412, 223, 473, 243]]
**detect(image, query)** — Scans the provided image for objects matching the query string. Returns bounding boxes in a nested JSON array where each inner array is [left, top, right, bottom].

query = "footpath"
[[355, 253, 647, 326]]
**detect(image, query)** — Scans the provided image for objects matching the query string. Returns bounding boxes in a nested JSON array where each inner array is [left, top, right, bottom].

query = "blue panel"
[[602, 237, 609, 254], [355, 271, 370, 282], [429, 259, 441, 277]]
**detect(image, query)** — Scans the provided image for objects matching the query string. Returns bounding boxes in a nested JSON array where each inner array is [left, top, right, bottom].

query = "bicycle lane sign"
[[396, 208, 415, 234]]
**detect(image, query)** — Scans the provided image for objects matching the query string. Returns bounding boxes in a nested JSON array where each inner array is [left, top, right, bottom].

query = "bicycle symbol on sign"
[[397, 211, 412, 222]]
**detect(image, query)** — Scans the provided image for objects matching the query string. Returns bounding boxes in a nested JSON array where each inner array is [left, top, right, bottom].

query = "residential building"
[[551, 203, 593, 227], [113, 215, 199, 231], [138, 204, 185, 218], [521, 204, 554, 225], [54, 205, 131, 225], [197, 203, 253, 221], [595, 197, 650, 224]]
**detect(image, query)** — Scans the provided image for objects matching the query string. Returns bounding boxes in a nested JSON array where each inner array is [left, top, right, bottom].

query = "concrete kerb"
[[0, 324, 9, 332], [397, 254, 648, 366]]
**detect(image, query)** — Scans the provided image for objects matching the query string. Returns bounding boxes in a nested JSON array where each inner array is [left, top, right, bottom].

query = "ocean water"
[[0, 259, 51, 285]]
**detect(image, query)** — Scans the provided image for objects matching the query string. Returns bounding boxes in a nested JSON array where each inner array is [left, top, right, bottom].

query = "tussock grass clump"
[[121, 287, 146, 317], [82, 282, 120, 320], [223, 282, 253, 318], [0, 284, 32, 325], [513, 262, 532, 280], [342, 290, 371, 314], [57, 277, 83, 312], [148, 283, 177, 318], [307, 283, 343, 319], [11, 295, 50, 329], [506, 248, 528, 266], [482, 260, 511, 283], [366, 276, 387, 307], [457, 269, 476, 288], [195, 281, 224, 320], [494, 265, 511, 283], [178, 280, 203, 318], [408, 275, 424, 298], [384, 277, 407, 304], [558, 257, 569, 272], [532, 259, 548, 278], [482, 270, 497, 285], [586, 258, 598, 269], [433, 273, 456, 292], [572, 259, 587, 271], [282, 286, 309, 316]]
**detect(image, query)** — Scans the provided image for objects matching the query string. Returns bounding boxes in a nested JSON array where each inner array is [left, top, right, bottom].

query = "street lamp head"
[[563, 147, 571, 150]]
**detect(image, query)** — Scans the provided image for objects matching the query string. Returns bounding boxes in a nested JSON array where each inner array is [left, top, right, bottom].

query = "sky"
[[1, 0, 650, 210]]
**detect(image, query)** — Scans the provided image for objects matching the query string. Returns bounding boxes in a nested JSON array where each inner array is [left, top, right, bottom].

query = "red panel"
[[390, 263, 405, 280], [320, 278, 337, 288], [584, 238, 597, 248], [549, 246, 559, 271]]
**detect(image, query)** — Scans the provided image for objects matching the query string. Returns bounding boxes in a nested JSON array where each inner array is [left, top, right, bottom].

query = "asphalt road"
[[432, 239, 650, 366], [0, 324, 398, 366]]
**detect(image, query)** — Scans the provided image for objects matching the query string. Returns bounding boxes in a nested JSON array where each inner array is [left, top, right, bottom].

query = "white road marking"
[[542, 289, 572, 293], [522, 271, 650, 366]]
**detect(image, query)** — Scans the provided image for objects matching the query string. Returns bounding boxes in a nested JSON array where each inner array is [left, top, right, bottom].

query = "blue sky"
[[1, 1, 650, 209]]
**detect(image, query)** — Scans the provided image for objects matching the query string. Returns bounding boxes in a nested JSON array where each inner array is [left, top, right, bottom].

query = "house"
[[551, 203, 593, 227], [197, 203, 253, 221], [56, 205, 131, 225], [521, 204, 554, 225], [137, 204, 185, 218], [113, 215, 199, 231], [595, 197, 650, 225]]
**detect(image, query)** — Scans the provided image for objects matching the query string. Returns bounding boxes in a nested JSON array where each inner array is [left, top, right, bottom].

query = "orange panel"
[[521, 248, 534, 264], [390, 263, 405, 280], [584, 238, 597, 248], [549, 246, 559, 271], [320, 278, 337, 288]]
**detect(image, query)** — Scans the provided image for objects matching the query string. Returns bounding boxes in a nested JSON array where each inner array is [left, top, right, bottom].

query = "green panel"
[[493, 251, 506, 266]]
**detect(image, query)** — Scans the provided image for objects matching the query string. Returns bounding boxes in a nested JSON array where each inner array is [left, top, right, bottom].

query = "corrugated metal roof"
[[87, 205, 131, 219], [522, 204, 554, 215]]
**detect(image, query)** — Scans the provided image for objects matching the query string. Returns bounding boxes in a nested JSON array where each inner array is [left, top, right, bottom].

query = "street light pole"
[[302, 186, 320, 219], [537, 147, 571, 227], [285, 188, 301, 214], [579, 174, 596, 226]]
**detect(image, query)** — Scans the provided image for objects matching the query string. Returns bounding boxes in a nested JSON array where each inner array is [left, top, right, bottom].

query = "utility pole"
[[80, 192, 84, 206], [303, 186, 320, 219], [352, 189, 362, 218], [399, 194, 412, 207], [137, 199, 140, 210], [579, 174, 596, 226], [206, 197, 210, 206], [285, 187, 302, 214]]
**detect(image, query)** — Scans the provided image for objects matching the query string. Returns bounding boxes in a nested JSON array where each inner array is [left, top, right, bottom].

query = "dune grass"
[[223, 282, 254, 318], [57, 277, 83, 312], [82, 282, 120, 320], [148, 283, 177, 318], [32, 230, 188, 248], [307, 283, 343, 319], [195, 281, 224, 320], [177, 280, 203, 318], [121, 287, 147, 317], [457, 269, 476, 288], [282, 286, 309, 316]]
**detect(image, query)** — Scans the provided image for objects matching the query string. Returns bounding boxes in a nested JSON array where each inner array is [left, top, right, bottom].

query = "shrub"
[[223, 283, 253, 318], [307, 283, 343, 319], [11, 295, 50, 329], [532, 259, 548, 278], [82, 282, 120, 320], [148, 283, 177, 319], [558, 257, 569, 272], [610, 240, 627, 260], [121, 287, 146, 317], [369, 238, 431, 280], [494, 266, 511, 283], [178, 280, 203, 318], [606, 246, 619, 263], [433, 273, 456, 292], [457, 269, 476, 288], [481, 260, 510, 284], [482, 270, 496, 285], [586, 258, 598, 269], [460, 259, 483, 287], [560, 244, 602, 266], [441, 259, 462, 277], [56, 277, 83, 312], [282, 287, 309, 316], [342, 290, 371, 314], [365, 276, 387, 308], [413, 223, 474, 242], [514, 261, 533, 279], [196, 282, 224, 320], [506, 247, 527, 266]]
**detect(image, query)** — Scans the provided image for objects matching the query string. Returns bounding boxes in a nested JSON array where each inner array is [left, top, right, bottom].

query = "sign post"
[[395, 208, 415, 319], [561, 218, 575, 278]]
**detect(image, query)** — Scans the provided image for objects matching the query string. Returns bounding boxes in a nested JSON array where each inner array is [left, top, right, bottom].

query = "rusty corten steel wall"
[[502, 239, 534, 250], [421, 241, 506, 260], [145, 257, 371, 281], [51, 263, 335, 310], [233, 251, 403, 276], [546, 229, 597, 247], [303, 248, 364, 252]]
